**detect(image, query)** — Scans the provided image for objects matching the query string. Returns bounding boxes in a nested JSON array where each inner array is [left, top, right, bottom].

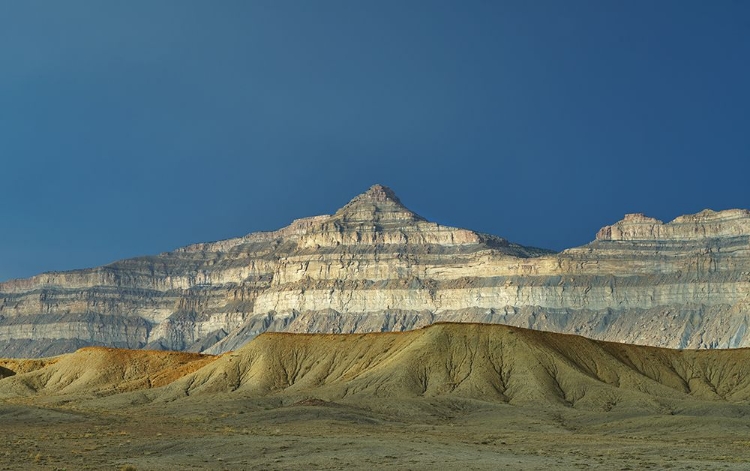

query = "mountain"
[[1, 184, 749, 357]]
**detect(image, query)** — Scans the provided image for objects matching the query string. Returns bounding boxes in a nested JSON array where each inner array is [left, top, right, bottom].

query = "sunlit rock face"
[[1, 184, 749, 357]]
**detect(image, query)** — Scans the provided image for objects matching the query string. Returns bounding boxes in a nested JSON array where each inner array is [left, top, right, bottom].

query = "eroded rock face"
[[1, 184, 749, 357], [596, 209, 750, 241]]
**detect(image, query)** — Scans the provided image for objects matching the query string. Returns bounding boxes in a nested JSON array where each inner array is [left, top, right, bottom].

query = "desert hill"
[[5, 324, 750, 470], [159, 323, 750, 410], [0, 347, 212, 399], [3, 323, 750, 412], [2, 184, 750, 357]]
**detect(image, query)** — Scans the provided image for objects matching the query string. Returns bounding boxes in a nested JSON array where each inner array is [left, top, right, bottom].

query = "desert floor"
[[3, 395, 750, 470]]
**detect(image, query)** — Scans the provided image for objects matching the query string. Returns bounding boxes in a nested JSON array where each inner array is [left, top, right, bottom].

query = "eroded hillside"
[[3, 323, 750, 413]]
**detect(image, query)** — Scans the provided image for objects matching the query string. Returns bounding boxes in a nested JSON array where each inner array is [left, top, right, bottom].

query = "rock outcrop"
[[1, 184, 749, 357]]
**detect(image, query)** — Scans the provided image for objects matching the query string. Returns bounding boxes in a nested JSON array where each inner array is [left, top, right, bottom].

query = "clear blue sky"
[[1, 1, 749, 281]]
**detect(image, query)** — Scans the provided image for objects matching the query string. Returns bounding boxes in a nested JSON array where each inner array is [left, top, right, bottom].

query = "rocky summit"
[[1, 184, 749, 357]]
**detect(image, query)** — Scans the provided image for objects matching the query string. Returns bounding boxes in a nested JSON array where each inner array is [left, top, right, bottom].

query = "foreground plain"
[[2, 323, 750, 470]]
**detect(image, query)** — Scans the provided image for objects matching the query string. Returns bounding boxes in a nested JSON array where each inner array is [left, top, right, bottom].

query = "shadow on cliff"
[[0, 365, 15, 379]]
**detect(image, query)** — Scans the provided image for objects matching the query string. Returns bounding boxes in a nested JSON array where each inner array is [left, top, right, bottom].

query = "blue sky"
[[1, 1, 749, 281]]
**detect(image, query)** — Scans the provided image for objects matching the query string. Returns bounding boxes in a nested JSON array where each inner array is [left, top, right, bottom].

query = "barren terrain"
[[2, 323, 750, 470]]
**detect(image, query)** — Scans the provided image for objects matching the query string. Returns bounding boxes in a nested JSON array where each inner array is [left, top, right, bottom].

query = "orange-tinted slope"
[[0, 347, 215, 397]]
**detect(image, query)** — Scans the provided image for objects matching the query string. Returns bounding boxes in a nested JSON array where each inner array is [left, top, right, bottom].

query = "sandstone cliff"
[[1, 184, 749, 357]]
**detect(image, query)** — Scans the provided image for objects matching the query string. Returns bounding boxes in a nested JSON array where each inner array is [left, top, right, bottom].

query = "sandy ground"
[[3, 395, 750, 471]]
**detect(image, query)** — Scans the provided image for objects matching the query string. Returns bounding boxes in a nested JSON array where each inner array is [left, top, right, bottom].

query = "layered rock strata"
[[1, 185, 749, 357]]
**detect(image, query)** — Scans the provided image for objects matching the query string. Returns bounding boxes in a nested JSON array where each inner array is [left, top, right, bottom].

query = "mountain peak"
[[333, 184, 425, 224], [361, 184, 402, 204]]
